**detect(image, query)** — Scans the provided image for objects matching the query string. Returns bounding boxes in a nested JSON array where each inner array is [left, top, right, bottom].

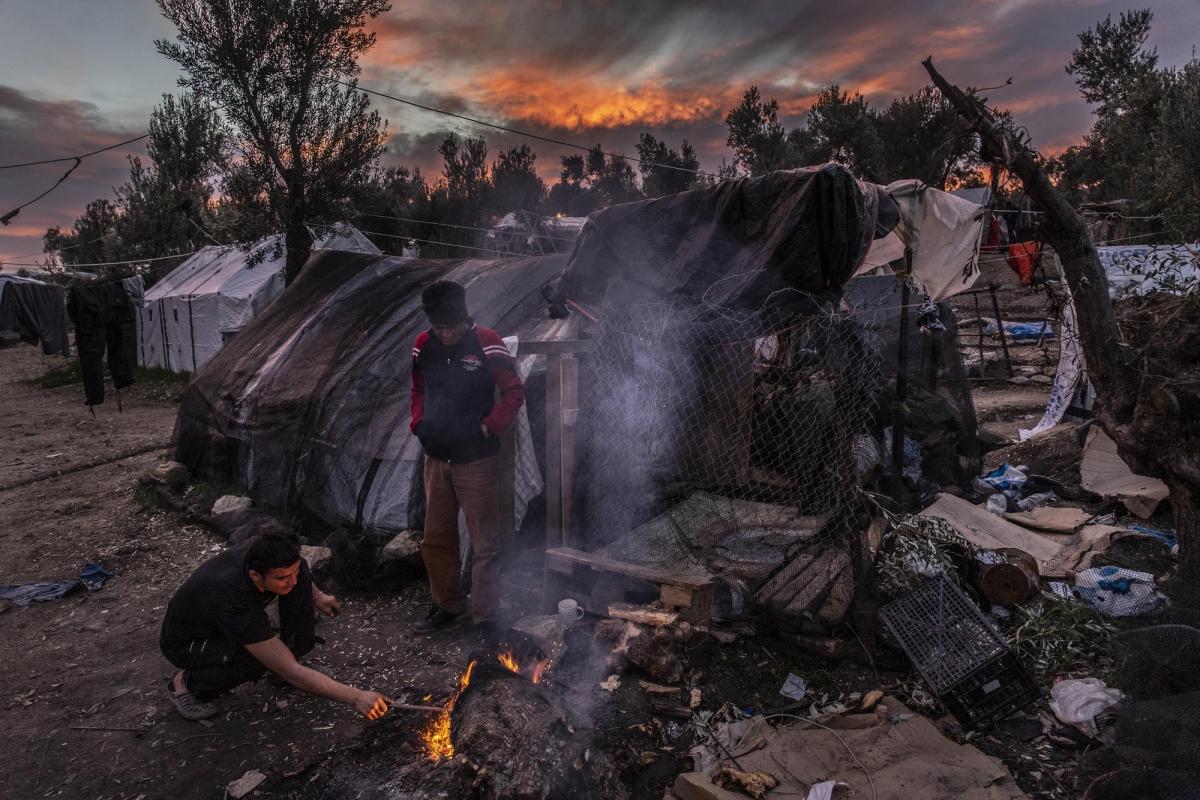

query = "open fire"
[[421, 648, 552, 761]]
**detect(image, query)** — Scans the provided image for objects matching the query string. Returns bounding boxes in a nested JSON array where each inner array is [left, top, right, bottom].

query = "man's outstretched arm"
[[244, 637, 390, 719]]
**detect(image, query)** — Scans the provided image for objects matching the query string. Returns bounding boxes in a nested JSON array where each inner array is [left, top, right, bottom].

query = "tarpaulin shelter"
[[0, 274, 69, 355], [138, 226, 380, 373]]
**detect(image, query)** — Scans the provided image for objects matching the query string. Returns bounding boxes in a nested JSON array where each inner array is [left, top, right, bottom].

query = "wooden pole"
[[891, 259, 912, 507], [544, 353, 563, 550], [989, 284, 1013, 377]]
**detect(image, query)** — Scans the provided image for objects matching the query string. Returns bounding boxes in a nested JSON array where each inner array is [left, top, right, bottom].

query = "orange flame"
[[497, 648, 549, 684], [420, 659, 477, 762], [497, 650, 520, 674]]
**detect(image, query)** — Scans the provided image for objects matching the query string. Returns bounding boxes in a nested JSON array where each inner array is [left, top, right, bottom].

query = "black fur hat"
[[421, 280, 469, 325]]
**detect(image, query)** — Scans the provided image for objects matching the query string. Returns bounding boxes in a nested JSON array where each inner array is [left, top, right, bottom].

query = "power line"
[[337, 79, 718, 179], [3, 250, 201, 269], [359, 212, 576, 242], [360, 228, 530, 256], [4, 231, 118, 262], [0, 133, 149, 171]]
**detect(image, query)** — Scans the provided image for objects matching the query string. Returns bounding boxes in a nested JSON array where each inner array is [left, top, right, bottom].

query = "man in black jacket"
[[410, 280, 525, 635]]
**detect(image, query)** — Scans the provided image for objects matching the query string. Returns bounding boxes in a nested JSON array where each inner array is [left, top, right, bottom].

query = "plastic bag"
[[1075, 566, 1167, 617], [1016, 491, 1057, 512], [1049, 677, 1123, 725], [981, 463, 1027, 492], [986, 494, 1008, 515]]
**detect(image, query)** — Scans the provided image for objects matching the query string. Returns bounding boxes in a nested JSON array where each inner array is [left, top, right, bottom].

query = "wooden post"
[[891, 262, 912, 507], [544, 353, 563, 550], [560, 356, 580, 548], [988, 284, 1013, 377]]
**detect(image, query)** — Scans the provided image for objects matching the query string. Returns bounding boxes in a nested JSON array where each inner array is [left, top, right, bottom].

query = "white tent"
[[138, 226, 380, 373]]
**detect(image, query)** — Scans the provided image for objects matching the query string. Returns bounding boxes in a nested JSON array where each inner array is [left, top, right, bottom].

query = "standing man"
[[410, 280, 525, 637], [160, 533, 391, 721]]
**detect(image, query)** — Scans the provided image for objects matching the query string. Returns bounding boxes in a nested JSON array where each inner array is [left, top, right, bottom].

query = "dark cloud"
[[0, 85, 145, 269]]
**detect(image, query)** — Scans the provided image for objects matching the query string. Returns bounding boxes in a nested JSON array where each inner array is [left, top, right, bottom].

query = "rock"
[[1030, 374, 1053, 385], [225, 769, 266, 799], [1007, 376, 1031, 386], [1016, 366, 1041, 376], [211, 495, 252, 515], [381, 530, 421, 561], [300, 545, 332, 569], [145, 461, 189, 486]]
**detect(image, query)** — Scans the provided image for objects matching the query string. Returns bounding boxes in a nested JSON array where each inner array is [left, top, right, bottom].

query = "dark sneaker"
[[166, 678, 218, 721], [414, 606, 464, 632]]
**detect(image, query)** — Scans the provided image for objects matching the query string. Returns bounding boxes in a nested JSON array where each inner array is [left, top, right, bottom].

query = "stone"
[[146, 461, 189, 486], [1030, 374, 1054, 384], [1007, 376, 1031, 386], [381, 530, 421, 561], [211, 495, 252, 515], [300, 545, 332, 569], [225, 770, 266, 799]]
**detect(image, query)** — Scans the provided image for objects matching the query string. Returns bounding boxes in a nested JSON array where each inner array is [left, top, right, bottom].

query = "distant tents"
[[138, 226, 380, 373]]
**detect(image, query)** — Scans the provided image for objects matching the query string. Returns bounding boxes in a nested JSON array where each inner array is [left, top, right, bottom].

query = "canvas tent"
[[0, 273, 70, 355], [173, 165, 986, 549], [138, 226, 380, 373]]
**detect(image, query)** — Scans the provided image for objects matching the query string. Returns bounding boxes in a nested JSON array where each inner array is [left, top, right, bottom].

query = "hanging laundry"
[[1007, 241, 1042, 285], [67, 282, 137, 407]]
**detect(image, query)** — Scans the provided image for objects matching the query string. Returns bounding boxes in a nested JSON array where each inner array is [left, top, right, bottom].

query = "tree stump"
[[417, 664, 627, 800]]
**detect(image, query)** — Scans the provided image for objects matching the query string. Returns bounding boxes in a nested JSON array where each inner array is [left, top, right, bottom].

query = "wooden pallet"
[[543, 547, 714, 624]]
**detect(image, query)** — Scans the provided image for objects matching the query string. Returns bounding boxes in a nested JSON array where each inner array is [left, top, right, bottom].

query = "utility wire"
[[359, 212, 576, 242], [336, 79, 719, 179], [4, 231, 118, 262], [360, 228, 540, 256], [3, 250, 201, 269], [0, 133, 149, 171]]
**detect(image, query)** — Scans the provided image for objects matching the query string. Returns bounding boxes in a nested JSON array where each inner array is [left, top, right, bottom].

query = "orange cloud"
[[472, 71, 740, 131]]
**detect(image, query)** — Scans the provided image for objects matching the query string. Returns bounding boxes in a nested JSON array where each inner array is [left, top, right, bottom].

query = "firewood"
[[608, 602, 679, 627], [649, 699, 692, 719], [638, 680, 682, 696]]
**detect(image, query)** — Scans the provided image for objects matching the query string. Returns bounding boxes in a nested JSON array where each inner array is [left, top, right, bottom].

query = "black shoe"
[[414, 606, 464, 632]]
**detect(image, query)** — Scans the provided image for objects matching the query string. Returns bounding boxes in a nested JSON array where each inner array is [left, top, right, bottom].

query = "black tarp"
[[0, 275, 69, 355], [555, 164, 881, 311]]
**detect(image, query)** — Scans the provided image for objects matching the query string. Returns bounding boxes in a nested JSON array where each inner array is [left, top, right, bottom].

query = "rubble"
[[210, 494, 252, 515], [143, 461, 190, 486]]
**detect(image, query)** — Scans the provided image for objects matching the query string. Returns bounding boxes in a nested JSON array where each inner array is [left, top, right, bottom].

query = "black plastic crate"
[[880, 576, 1039, 728]]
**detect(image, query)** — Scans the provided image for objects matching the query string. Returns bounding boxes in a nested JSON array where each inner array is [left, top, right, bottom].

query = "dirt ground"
[[0, 317, 1076, 800]]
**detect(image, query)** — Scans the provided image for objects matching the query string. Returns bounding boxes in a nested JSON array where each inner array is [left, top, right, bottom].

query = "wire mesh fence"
[[571, 293, 884, 615]]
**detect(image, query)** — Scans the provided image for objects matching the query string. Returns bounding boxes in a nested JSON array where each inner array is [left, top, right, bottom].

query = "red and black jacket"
[[410, 322, 525, 463]]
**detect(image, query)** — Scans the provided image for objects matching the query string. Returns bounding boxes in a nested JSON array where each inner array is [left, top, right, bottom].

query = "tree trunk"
[[922, 58, 1200, 573], [283, 181, 312, 285]]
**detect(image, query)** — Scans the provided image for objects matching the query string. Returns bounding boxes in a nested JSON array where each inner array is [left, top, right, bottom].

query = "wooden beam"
[[520, 339, 596, 355]]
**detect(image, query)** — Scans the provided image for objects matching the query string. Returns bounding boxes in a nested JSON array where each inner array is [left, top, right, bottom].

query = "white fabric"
[[1020, 278, 1085, 441], [1049, 678, 1123, 726], [854, 181, 986, 301], [138, 226, 380, 373]]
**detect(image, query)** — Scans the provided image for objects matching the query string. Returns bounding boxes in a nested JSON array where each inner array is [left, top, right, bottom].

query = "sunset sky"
[[2, 0, 1197, 268]]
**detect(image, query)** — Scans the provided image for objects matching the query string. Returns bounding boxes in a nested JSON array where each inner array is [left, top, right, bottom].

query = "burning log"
[[417, 662, 627, 799]]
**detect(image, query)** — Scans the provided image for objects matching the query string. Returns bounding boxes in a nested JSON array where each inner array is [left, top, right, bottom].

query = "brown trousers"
[[420, 454, 502, 623]]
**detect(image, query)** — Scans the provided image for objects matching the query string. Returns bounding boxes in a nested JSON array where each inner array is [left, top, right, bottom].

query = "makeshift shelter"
[[485, 211, 586, 257], [173, 165, 986, 626], [138, 226, 380, 373], [0, 274, 69, 355]]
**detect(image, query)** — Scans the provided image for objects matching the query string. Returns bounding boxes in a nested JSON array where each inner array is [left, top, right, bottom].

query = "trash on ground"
[[881, 576, 1039, 728], [1003, 505, 1091, 534], [805, 781, 850, 800], [0, 562, 111, 607], [980, 463, 1028, 493], [1049, 678, 1123, 728], [1080, 428, 1169, 519], [713, 766, 777, 799], [225, 769, 266, 799], [779, 673, 808, 702], [1013, 491, 1058, 513], [1074, 566, 1166, 617], [599, 674, 621, 693], [920, 493, 1062, 575]]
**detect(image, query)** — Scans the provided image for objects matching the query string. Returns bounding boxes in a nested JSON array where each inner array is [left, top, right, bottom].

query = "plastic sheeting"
[[556, 164, 884, 311], [1096, 244, 1200, 297], [857, 180, 987, 301], [139, 226, 381, 373]]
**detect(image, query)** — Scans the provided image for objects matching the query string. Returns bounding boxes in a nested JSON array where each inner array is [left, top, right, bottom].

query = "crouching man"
[[160, 533, 391, 721]]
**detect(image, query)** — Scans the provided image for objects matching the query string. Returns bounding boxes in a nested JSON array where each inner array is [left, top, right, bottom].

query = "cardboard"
[[1081, 429, 1169, 519], [921, 493, 1062, 571], [1003, 506, 1092, 533]]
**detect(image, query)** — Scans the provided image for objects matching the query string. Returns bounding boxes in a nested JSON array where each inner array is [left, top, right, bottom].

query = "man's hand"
[[480, 422, 491, 438], [314, 591, 342, 619], [354, 690, 392, 720]]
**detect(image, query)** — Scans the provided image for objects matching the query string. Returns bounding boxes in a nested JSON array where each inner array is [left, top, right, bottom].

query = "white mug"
[[558, 598, 585, 627]]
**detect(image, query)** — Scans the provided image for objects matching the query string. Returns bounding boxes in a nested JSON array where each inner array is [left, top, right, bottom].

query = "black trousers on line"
[[160, 563, 317, 699]]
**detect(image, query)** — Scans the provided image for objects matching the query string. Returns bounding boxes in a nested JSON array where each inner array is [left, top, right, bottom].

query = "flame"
[[497, 648, 550, 684], [497, 650, 520, 674], [420, 659, 477, 761]]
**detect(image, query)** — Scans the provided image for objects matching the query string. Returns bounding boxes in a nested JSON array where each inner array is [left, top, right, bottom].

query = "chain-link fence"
[[569, 293, 883, 620]]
